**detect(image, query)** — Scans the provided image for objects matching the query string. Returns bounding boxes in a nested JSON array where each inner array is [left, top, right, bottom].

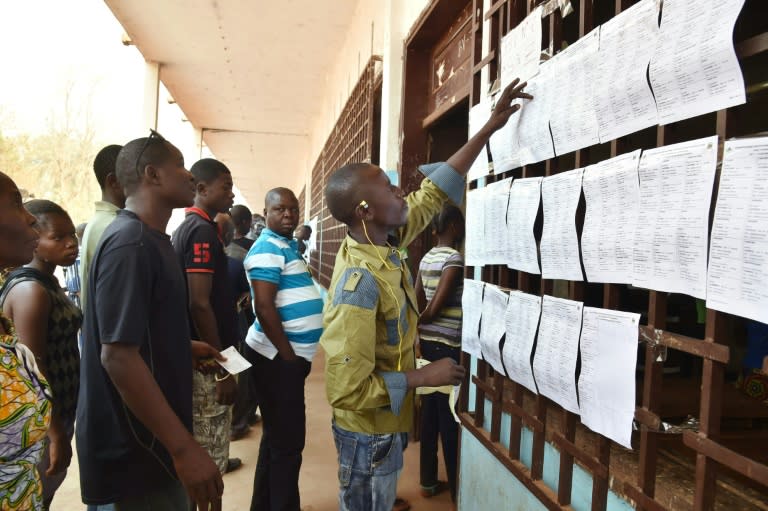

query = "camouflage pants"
[[192, 372, 233, 474]]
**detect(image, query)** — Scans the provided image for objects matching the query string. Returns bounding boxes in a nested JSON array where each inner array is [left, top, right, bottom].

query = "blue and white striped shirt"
[[244, 228, 324, 362]]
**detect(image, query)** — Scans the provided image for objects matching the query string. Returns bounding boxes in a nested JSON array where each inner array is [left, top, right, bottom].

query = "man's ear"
[[355, 201, 373, 221], [195, 180, 207, 195], [144, 163, 161, 184], [106, 172, 120, 191]]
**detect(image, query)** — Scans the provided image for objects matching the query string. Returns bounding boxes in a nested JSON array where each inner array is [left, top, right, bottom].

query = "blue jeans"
[[332, 423, 405, 511]]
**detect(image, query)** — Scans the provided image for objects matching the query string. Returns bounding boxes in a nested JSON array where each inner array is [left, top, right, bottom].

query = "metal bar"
[[634, 407, 661, 431], [531, 394, 548, 480], [490, 371, 504, 443], [502, 396, 545, 433], [693, 108, 730, 511], [508, 382, 525, 459], [551, 431, 609, 479], [591, 437, 611, 511], [736, 31, 768, 58], [638, 326, 729, 363], [682, 431, 768, 488], [693, 312, 726, 511], [485, 0, 506, 20], [475, 360, 489, 429], [557, 410, 577, 504], [621, 483, 670, 511], [473, 50, 497, 74]]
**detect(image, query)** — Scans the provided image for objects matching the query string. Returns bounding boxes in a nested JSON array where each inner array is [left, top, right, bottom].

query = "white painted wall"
[[302, 0, 431, 208]]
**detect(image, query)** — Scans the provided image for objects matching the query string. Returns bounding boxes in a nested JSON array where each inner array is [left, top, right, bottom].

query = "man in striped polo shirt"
[[243, 187, 323, 511]]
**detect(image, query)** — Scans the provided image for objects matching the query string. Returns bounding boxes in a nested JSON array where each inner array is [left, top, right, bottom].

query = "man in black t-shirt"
[[76, 132, 224, 511], [171, 158, 240, 476]]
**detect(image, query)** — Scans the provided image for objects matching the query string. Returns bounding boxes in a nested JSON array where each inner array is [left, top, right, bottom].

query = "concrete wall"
[[302, 0, 431, 203], [459, 397, 635, 511]]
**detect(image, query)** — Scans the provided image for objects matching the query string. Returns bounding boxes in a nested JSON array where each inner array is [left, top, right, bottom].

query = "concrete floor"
[[52, 350, 454, 510]]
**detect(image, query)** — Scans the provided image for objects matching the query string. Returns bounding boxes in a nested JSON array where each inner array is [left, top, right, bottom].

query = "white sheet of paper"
[[502, 291, 541, 394], [484, 178, 513, 265], [465, 187, 487, 267], [706, 137, 768, 324], [594, 0, 660, 142], [215, 346, 253, 375], [461, 279, 485, 359], [500, 6, 543, 87], [449, 384, 461, 423], [468, 101, 493, 181], [581, 150, 641, 284], [578, 307, 640, 449], [506, 177, 542, 274], [540, 168, 585, 281], [549, 28, 601, 155], [517, 59, 556, 166], [649, 0, 746, 125], [489, 102, 522, 174], [633, 136, 718, 298], [479, 285, 509, 374], [532, 295, 583, 414], [415, 358, 453, 395]]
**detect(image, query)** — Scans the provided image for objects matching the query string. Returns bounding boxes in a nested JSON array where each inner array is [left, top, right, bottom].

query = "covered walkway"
[[53, 350, 454, 510]]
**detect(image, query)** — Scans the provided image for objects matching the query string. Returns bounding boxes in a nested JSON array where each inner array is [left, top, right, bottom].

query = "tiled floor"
[[53, 350, 454, 510]]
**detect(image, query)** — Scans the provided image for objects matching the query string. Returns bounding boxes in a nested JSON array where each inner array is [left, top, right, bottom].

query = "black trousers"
[[419, 341, 460, 502], [245, 349, 311, 511]]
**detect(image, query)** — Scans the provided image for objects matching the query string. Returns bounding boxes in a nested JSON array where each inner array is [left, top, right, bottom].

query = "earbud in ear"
[[359, 200, 369, 210]]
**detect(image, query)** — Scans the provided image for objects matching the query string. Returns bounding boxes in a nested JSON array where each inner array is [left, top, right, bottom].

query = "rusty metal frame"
[[460, 0, 768, 510]]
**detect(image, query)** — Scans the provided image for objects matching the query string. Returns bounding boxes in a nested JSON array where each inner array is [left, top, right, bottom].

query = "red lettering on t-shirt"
[[193, 242, 211, 264]]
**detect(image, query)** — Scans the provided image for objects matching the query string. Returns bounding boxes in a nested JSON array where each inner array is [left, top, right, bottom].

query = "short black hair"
[[230, 204, 252, 235], [265, 187, 296, 207], [24, 199, 69, 228], [298, 225, 312, 235], [93, 144, 123, 189], [432, 204, 464, 234], [325, 162, 374, 224], [190, 158, 231, 184], [115, 136, 173, 193]]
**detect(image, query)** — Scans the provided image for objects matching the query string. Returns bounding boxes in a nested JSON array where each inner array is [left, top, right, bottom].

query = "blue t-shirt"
[[244, 228, 323, 362]]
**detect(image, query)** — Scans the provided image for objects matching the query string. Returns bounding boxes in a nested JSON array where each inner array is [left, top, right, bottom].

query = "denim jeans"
[[332, 423, 405, 511]]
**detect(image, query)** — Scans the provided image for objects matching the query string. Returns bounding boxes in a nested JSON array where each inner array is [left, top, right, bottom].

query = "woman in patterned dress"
[[1, 199, 82, 508], [0, 171, 52, 510]]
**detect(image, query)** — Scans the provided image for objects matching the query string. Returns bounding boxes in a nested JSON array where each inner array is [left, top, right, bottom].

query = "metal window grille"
[[460, 1, 768, 510]]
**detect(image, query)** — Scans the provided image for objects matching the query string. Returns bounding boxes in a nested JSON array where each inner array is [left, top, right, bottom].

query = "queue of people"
[[0, 79, 530, 511]]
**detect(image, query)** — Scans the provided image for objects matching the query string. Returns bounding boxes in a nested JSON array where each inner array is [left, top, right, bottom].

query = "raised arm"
[[446, 78, 532, 176]]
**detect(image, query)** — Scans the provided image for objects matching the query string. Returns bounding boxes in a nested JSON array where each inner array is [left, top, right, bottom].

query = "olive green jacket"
[[320, 162, 465, 433]]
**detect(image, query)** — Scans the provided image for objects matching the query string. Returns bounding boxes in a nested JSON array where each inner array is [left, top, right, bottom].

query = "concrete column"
[[379, 0, 404, 171], [143, 61, 160, 131]]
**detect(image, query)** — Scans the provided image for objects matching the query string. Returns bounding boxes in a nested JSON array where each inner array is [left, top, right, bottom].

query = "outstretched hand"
[[483, 78, 533, 134]]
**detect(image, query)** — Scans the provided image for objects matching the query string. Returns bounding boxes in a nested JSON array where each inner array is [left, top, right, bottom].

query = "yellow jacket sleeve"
[[397, 162, 466, 247]]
